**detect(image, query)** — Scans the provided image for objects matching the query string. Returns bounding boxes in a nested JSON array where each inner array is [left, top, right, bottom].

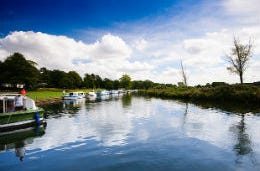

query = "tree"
[[102, 78, 113, 90], [227, 37, 253, 84], [0, 53, 40, 89], [94, 74, 102, 88], [143, 80, 153, 90], [180, 60, 188, 86], [113, 80, 120, 89], [68, 71, 83, 88], [119, 74, 131, 89], [83, 73, 95, 88], [39, 67, 50, 86], [48, 70, 67, 88]]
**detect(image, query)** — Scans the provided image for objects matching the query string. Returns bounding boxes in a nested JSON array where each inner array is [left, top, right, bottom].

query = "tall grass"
[[140, 84, 260, 104]]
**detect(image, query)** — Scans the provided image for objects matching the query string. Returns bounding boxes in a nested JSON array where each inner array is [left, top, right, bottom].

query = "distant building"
[[1, 83, 24, 88]]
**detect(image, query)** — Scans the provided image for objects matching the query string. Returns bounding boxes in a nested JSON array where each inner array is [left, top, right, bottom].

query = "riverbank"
[[139, 84, 260, 105], [26, 88, 91, 106]]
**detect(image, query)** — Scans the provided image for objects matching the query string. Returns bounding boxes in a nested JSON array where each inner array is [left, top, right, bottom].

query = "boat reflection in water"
[[0, 125, 46, 161], [63, 99, 85, 108], [1, 95, 260, 171], [62, 99, 85, 115]]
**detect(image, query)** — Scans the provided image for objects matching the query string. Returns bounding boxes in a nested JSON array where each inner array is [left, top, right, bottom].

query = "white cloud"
[[1, 0, 260, 85], [133, 38, 148, 51], [89, 34, 132, 59], [223, 0, 260, 16], [0, 31, 153, 80], [222, 0, 260, 25]]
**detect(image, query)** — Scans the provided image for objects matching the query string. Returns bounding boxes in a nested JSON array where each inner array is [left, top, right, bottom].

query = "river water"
[[0, 95, 260, 171]]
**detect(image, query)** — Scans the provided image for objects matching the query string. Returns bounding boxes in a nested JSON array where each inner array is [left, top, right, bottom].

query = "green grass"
[[139, 84, 260, 104], [27, 91, 62, 100], [26, 88, 94, 100]]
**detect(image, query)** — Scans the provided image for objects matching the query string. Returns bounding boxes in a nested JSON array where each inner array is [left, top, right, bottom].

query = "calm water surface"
[[0, 95, 260, 171]]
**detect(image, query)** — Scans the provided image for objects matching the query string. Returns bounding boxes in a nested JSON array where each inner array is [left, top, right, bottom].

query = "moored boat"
[[110, 90, 119, 94], [88, 90, 97, 97], [0, 94, 45, 132], [96, 90, 110, 96], [62, 92, 86, 100]]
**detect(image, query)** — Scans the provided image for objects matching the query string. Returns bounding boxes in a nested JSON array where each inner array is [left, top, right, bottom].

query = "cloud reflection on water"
[[25, 96, 260, 165]]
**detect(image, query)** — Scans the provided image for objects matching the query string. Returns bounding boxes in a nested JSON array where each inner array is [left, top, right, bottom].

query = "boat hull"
[[0, 125, 45, 151], [63, 96, 83, 100], [0, 108, 45, 132]]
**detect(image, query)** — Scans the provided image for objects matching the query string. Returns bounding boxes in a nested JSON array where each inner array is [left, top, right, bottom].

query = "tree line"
[[1, 36, 254, 90], [0, 53, 173, 90]]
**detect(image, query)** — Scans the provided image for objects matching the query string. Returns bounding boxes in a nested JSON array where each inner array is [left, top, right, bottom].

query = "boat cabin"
[[63, 92, 86, 100], [0, 94, 37, 113]]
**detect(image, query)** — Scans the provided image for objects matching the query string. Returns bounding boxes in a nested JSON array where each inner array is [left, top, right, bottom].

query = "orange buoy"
[[20, 89, 26, 95]]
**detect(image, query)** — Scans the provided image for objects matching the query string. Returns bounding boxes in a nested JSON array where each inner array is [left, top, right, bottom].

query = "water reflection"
[[15, 141, 26, 161], [31, 95, 151, 149], [185, 100, 260, 114], [0, 125, 45, 161], [181, 103, 188, 131], [233, 114, 252, 156], [122, 94, 132, 108], [63, 99, 84, 107], [96, 95, 111, 101], [230, 114, 258, 167], [1, 95, 260, 170], [42, 99, 84, 118]]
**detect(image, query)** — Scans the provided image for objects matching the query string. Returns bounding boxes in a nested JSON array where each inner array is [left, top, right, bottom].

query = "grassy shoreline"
[[139, 84, 260, 105], [26, 88, 94, 100], [2, 86, 260, 109]]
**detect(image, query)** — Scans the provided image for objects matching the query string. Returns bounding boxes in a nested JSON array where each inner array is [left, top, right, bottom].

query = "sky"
[[0, 0, 260, 85]]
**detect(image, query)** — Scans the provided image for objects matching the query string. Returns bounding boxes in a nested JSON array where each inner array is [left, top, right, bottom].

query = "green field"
[[26, 88, 94, 100]]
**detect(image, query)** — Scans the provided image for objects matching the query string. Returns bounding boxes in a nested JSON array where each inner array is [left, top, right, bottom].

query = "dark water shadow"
[[230, 114, 258, 166], [188, 100, 260, 115], [138, 94, 260, 115], [122, 94, 132, 108], [40, 99, 83, 118], [0, 125, 46, 161]]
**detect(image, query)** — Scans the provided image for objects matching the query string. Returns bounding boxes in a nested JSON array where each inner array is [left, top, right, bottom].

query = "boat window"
[[7, 99, 15, 112], [0, 100, 3, 113], [69, 93, 73, 96]]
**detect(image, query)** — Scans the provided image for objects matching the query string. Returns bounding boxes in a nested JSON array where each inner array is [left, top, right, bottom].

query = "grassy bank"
[[26, 88, 93, 100], [27, 89, 62, 100], [139, 84, 260, 105]]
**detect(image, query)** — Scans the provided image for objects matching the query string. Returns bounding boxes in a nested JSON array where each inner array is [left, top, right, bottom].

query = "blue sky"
[[1, 0, 182, 37], [0, 0, 260, 85]]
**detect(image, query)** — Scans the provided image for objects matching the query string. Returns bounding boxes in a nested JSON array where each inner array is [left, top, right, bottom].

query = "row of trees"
[[0, 37, 254, 90], [0, 53, 170, 90]]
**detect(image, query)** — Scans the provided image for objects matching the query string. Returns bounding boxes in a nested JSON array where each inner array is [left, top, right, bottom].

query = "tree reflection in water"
[[181, 103, 189, 131], [122, 94, 132, 108], [232, 114, 256, 165]]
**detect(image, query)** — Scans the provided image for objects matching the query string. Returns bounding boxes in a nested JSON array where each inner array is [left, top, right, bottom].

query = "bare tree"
[[227, 37, 253, 84], [180, 60, 188, 86]]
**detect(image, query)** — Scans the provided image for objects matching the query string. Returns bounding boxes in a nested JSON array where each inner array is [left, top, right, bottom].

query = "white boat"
[[118, 89, 126, 94], [96, 90, 110, 96], [111, 90, 119, 94], [88, 90, 97, 97], [62, 92, 86, 100]]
